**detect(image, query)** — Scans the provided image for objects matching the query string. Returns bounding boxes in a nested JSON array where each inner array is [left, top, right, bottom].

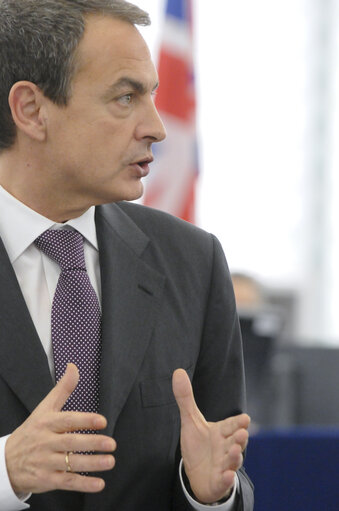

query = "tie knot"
[[34, 229, 86, 271]]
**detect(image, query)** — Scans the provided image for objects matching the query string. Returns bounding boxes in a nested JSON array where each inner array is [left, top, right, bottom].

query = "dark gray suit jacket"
[[0, 201, 254, 510]]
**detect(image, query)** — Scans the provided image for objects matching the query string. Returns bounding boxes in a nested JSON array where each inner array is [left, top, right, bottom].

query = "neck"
[[0, 153, 90, 223]]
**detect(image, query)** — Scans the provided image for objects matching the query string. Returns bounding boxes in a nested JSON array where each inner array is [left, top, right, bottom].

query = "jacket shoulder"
[[115, 201, 211, 245]]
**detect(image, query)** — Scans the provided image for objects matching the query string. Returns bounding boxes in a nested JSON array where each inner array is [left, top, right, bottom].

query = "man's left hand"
[[172, 369, 250, 504]]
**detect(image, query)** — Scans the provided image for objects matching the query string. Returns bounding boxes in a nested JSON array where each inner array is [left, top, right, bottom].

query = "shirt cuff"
[[0, 435, 30, 510], [179, 459, 239, 510]]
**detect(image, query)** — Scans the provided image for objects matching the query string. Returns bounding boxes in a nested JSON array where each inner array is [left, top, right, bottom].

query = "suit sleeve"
[[172, 234, 254, 510]]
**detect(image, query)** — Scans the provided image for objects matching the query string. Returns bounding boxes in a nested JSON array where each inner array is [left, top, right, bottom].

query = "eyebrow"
[[103, 77, 159, 99]]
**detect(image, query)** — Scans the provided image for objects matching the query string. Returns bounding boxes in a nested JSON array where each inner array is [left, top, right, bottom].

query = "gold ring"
[[65, 451, 73, 473]]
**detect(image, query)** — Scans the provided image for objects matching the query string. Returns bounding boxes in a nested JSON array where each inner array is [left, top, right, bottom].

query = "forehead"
[[74, 15, 157, 88]]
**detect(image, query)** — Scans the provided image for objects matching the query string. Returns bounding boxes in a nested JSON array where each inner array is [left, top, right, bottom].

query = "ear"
[[8, 81, 48, 142]]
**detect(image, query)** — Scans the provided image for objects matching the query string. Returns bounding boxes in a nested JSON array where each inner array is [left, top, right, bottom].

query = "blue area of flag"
[[166, 0, 186, 21]]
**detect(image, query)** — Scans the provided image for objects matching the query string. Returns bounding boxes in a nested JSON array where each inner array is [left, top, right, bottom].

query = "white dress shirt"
[[0, 185, 238, 510]]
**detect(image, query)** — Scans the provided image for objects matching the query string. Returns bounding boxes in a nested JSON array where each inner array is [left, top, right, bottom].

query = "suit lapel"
[[95, 204, 165, 436], [0, 238, 53, 414]]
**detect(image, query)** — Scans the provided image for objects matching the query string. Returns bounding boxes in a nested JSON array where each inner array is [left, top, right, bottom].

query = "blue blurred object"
[[165, 0, 186, 19], [245, 427, 339, 511]]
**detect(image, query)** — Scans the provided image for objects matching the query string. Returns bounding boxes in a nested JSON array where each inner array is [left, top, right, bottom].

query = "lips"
[[132, 155, 154, 166], [130, 156, 153, 177]]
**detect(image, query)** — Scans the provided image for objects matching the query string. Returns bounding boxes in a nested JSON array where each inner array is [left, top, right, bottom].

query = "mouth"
[[130, 156, 154, 177]]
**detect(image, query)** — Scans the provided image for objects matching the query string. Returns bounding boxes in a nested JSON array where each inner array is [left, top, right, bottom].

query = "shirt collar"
[[0, 185, 98, 263]]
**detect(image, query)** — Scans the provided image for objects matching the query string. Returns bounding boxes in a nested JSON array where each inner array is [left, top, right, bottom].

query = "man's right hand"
[[5, 363, 116, 496]]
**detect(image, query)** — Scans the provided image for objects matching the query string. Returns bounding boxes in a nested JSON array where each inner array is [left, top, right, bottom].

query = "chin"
[[118, 183, 145, 202], [100, 182, 144, 204]]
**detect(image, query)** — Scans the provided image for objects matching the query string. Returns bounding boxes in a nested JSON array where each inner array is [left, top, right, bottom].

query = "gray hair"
[[0, 0, 150, 150]]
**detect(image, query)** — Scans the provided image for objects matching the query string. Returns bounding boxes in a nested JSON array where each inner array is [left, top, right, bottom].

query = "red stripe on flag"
[[156, 49, 195, 121]]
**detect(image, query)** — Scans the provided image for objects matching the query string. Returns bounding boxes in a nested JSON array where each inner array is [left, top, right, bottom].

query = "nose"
[[135, 98, 166, 143]]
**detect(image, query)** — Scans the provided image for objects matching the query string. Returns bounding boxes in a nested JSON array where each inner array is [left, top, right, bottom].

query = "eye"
[[117, 93, 133, 106]]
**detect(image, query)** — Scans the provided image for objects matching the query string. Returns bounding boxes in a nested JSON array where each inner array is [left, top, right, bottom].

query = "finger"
[[204, 470, 236, 503], [55, 433, 116, 453], [37, 363, 80, 413], [49, 471, 105, 494], [233, 428, 249, 451], [219, 446, 244, 474], [220, 470, 236, 495], [53, 452, 115, 473], [172, 369, 203, 422], [220, 414, 250, 438], [220, 428, 248, 457], [50, 411, 107, 433], [224, 443, 244, 472]]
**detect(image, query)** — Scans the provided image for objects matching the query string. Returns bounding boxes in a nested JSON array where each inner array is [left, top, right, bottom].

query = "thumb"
[[172, 369, 202, 423], [37, 363, 79, 413]]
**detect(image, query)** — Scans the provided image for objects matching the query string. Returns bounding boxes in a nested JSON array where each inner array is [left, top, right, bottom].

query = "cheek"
[[89, 126, 134, 165], [50, 110, 134, 171]]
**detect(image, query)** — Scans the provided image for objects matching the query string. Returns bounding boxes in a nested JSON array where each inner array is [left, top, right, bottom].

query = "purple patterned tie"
[[35, 229, 101, 415]]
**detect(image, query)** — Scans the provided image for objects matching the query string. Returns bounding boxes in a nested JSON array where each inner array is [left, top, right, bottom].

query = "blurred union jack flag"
[[143, 0, 198, 224]]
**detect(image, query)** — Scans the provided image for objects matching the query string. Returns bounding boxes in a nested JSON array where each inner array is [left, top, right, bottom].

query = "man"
[[0, 1, 254, 509]]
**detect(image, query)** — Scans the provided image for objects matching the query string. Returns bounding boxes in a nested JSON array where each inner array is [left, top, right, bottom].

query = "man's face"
[[43, 15, 166, 211]]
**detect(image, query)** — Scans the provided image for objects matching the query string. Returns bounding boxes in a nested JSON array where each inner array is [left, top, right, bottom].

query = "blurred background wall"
[[136, 0, 339, 346]]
